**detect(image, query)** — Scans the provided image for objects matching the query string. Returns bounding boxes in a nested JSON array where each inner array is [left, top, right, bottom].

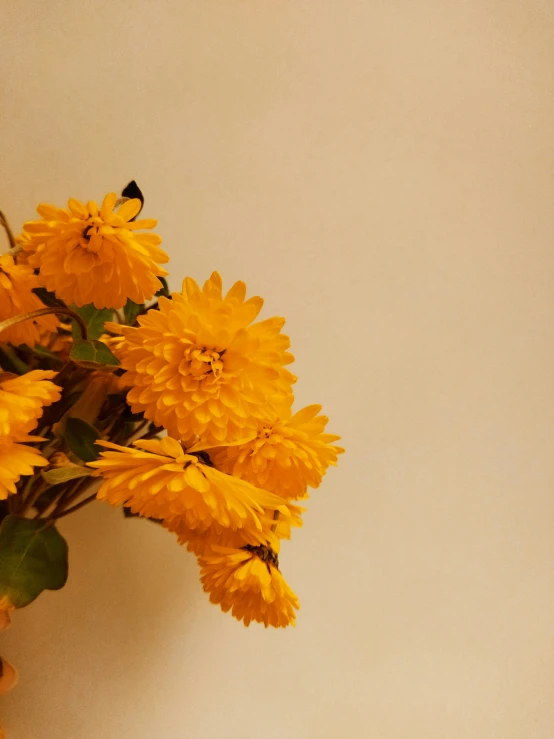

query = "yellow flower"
[[0, 370, 61, 439], [211, 404, 344, 500], [89, 437, 296, 545], [0, 253, 58, 347], [109, 272, 296, 444], [22, 193, 169, 309], [0, 439, 48, 499], [164, 496, 303, 555], [0, 654, 18, 694], [0, 370, 61, 498], [199, 544, 299, 627]]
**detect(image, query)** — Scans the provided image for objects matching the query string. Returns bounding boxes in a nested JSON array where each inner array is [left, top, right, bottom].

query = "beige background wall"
[[1, 1, 554, 737]]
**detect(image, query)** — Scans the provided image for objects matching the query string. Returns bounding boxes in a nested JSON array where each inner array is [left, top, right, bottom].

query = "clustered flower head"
[[199, 545, 300, 628], [210, 404, 345, 500], [21, 193, 169, 309], [89, 437, 299, 550], [109, 271, 296, 444], [0, 371, 61, 498], [0, 253, 58, 346], [0, 186, 343, 631]]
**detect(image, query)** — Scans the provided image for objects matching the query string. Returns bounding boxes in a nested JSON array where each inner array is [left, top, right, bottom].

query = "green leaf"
[[155, 277, 170, 298], [32, 287, 65, 308], [41, 465, 92, 485], [0, 516, 68, 609], [70, 304, 114, 340], [31, 344, 63, 362], [70, 339, 120, 367], [0, 345, 29, 375], [63, 417, 102, 462], [123, 298, 142, 325], [19, 342, 64, 366]]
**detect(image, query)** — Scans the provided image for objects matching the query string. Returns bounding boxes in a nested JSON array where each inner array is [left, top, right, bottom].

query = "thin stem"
[[125, 418, 151, 444], [0, 211, 16, 249], [47, 477, 91, 518], [51, 493, 97, 519], [0, 307, 88, 340], [138, 425, 164, 440], [19, 480, 50, 517]]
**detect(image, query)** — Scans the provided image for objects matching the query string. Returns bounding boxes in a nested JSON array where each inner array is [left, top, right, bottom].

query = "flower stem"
[[51, 493, 97, 519], [45, 477, 91, 518], [19, 480, 49, 517], [0, 307, 88, 340], [0, 211, 16, 249]]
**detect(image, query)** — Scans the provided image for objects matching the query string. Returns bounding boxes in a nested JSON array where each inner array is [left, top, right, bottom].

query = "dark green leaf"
[[0, 516, 68, 608], [70, 304, 114, 340], [24, 343, 63, 365], [41, 465, 92, 485], [0, 345, 29, 374], [155, 277, 170, 298], [63, 417, 101, 462], [70, 339, 120, 367], [32, 287, 65, 308], [123, 298, 142, 325]]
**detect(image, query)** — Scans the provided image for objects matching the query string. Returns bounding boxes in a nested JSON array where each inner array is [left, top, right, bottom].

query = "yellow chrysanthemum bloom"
[[199, 544, 299, 628], [164, 497, 303, 556], [211, 404, 344, 500], [89, 437, 295, 545], [0, 253, 58, 347], [0, 370, 61, 498], [0, 439, 49, 499], [0, 370, 61, 439], [22, 193, 169, 309], [109, 272, 296, 444]]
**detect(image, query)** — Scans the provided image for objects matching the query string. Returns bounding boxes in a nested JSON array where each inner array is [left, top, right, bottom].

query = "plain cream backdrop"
[[1, 1, 553, 737]]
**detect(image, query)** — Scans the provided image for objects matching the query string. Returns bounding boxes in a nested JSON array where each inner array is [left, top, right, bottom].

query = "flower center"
[[81, 220, 103, 248], [243, 544, 280, 569], [184, 345, 225, 378]]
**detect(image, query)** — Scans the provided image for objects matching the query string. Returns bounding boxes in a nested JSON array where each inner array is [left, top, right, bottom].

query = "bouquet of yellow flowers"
[[0, 183, 343, 711]]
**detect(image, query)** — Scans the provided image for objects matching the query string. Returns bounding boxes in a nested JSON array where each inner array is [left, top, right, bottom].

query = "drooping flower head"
[[89, 437, 297, 546], [109, 272, 296, 445], [0, 370, 61, 439], [211, 404, 344, 500], [21, 193, 169, 309], [0, 254, 58, 347], [199, 544, 299, 627]]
